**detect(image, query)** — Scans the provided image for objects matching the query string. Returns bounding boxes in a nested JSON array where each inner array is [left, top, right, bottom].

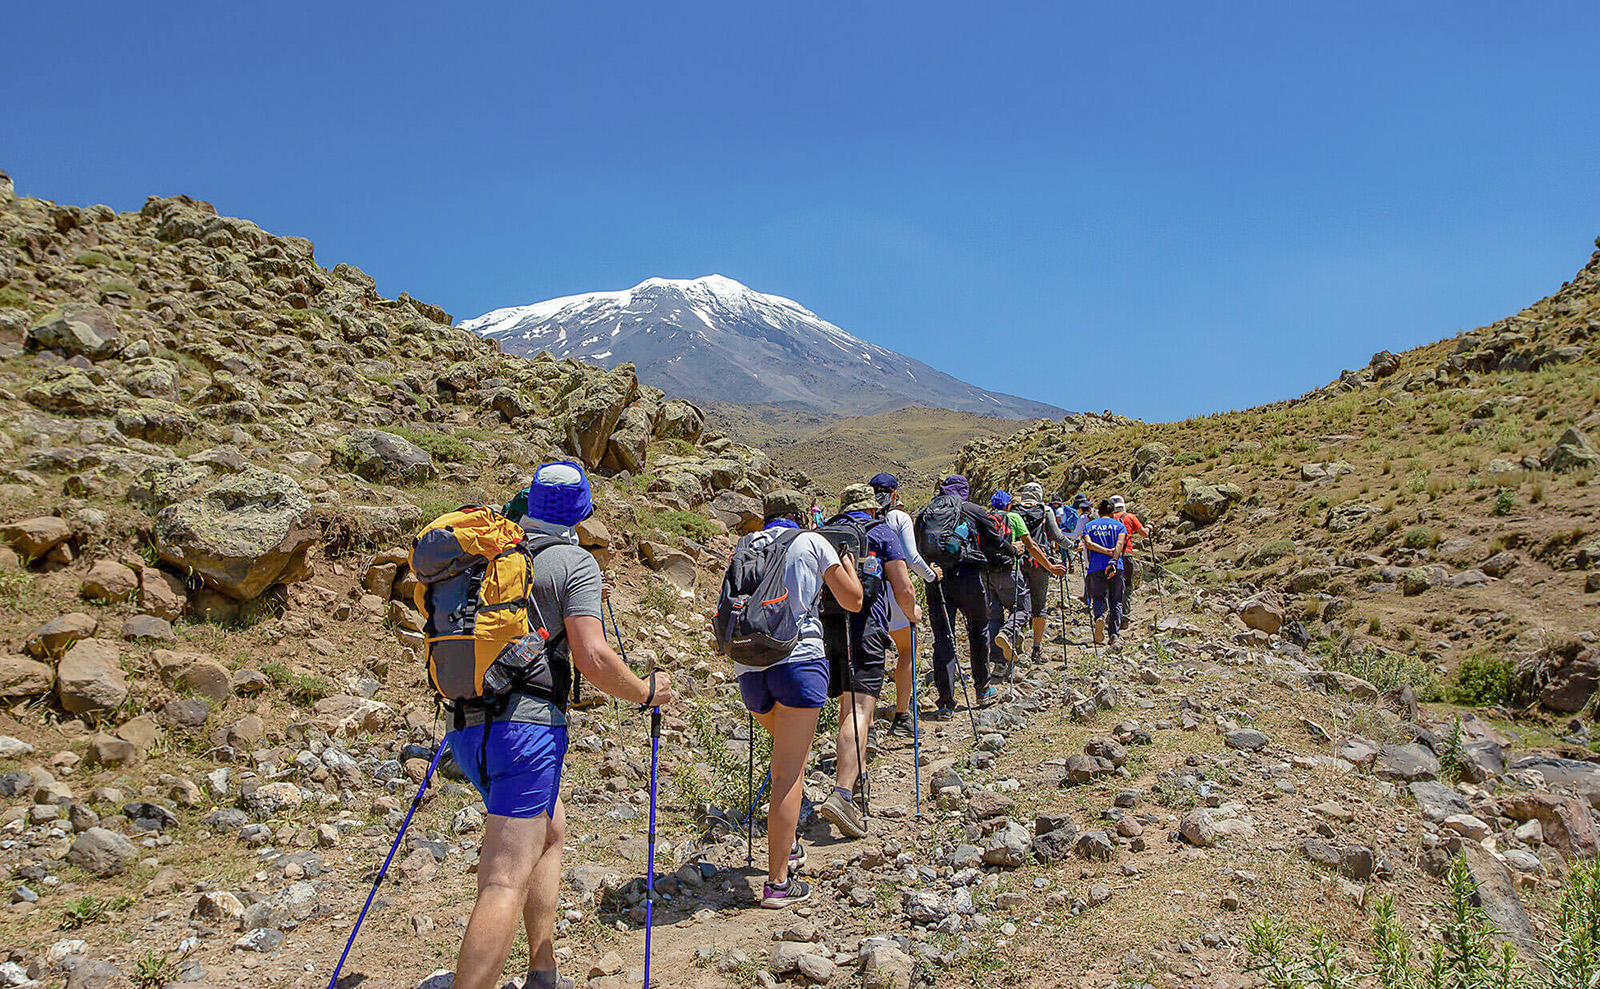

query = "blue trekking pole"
[[327, 737, 449, 989], [911, 627, 922, 819]]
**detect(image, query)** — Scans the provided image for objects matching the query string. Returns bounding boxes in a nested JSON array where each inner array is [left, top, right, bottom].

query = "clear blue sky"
[[5, 1, 1597, 421]]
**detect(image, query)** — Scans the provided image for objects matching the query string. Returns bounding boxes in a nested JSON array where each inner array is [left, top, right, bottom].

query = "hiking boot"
[[819, 790, 867, 839], [991, 660, 1015, 683], [889, 712, 919, 739], [976, 685, 1000, 707], [1030, 644, 1042, 663], [788, 840, 807, 872], [864, 725, 880, 757], [1093, 617, 1107, 645], [927, 705, 955, 722], [761, 877, 813, 909], [996, 628, 1017, 666]]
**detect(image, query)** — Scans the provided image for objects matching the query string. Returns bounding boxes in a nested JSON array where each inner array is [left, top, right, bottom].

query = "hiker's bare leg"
[[454, 813, 548, 989], [763, 703, 821, 884], [1031, 616, 1046, 649], [889, 627, 913, 715], [522, 797, 566, 977], [833, 690, 874, 794]]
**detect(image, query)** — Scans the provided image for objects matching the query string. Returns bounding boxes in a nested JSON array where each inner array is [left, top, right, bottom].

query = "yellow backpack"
[[409, 506, 570, 705]]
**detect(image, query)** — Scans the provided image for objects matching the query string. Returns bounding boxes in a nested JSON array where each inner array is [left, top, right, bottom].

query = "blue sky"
[[5, 1, 1597, 420]]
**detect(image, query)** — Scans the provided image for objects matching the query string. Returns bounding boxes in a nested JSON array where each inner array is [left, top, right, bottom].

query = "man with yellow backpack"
[[413, 461, 673, 989]]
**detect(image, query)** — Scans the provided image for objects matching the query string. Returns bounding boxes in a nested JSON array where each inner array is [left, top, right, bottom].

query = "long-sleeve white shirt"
[[883, 507, 938, 582]]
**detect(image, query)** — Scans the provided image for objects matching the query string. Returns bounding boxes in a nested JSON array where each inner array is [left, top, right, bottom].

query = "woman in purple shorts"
[[735, 489, 862, 908]]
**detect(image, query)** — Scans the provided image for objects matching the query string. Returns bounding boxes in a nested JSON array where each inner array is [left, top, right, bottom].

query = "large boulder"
[[329, 429, 436, 485], [1544, 428, 1599, 473], [654, 399, 704, 443], [26, 305, 121, 358], [1179, 477, 1242, 524], [23, 366, 127, 417], [56, 638, 129, 715], [603, 404, 653, 475], [564, 366, 639, 468], [80, 560, 139, 603], [1501, 792, 1597, 861], [114, 399, 199, 446], [707, 490, 763, 534], [1131, 442, 1172, 482], [2, 516, 72, 559], [153, 469, 317, 600], [1238, 594, 1282, 634], [0, 654, 53, 697]]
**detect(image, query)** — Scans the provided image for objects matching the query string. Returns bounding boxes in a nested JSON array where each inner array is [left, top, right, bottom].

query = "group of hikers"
[[379, 460, 1151, 989]]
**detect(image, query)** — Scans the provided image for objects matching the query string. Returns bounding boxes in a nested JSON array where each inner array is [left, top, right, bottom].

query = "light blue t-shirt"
[[732, 528, 841, 675], [1082, 517, 1127, 574]]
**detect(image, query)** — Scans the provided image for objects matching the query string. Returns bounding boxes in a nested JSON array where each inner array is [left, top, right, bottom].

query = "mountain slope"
[[460, 274, 1064, 418]]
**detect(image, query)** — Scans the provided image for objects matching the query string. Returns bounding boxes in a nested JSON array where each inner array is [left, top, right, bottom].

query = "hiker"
[[443, 462, 675, 989], [1049, 498, 1073, 573], [1082, 498, 1129, 648], [915, 475, 1015, 716], [732, 489, 862, 906], [1013, 482, 1076, 663], [808, 496, 826, 529], [868, 472, 940, 739], [1069, 494, 1093, 601], [817, 483, 920, 839], [986, 490, 1064, 680], [1110, 494, 1146, 632]]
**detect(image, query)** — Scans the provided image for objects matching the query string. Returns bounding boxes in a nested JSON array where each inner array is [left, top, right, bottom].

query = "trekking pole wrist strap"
[[639, 670, 658, 711]]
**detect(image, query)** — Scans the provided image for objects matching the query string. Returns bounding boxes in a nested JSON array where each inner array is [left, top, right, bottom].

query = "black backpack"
[[815, 513, 885, 614], [916, 494, 984, 568], [713, 528, 805, 667]]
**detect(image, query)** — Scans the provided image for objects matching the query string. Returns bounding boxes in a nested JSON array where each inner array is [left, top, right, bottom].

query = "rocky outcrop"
[[1180, 477, 1243, 524], [154, 469, 317, 600], [329, 430, 437, 485]]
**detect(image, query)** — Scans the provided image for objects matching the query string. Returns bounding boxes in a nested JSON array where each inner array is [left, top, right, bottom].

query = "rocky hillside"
[[3, 166, 1600, 989]]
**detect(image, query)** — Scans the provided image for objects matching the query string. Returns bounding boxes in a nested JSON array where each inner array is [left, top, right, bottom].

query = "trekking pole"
[[326, 737, 448, 989], [911, 626, 921, 819], [845, 620, 870, 818], [746, 711, 755, 870], [606, 598, 632, 724], [643, 698, 661, 989], [956, 618, 980, 746]]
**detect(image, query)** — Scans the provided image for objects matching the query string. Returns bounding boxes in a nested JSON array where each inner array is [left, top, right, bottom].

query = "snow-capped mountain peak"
[[460, 276, 1062, 418]]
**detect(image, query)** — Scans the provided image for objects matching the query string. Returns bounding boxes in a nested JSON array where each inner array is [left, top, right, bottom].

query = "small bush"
[[133, 951, 180, 989], [1403, 526, 1439, 550], [260, 663, 333, 704], [1448, 653, 1512, 706], [73, 250, 112, 268], [60, 893, 134, 930], [1492, 488, 1515, 516], [1327, 646, 1437, 694], [1251, 539, 1297, 564], [388, 425, 478, 465], [639, 507, 721, 545]]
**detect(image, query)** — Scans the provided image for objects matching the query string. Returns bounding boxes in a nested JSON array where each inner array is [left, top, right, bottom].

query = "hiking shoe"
[[819, 790, 868, 839], [1093, 617, 1107, 645], [991, 661, 1015, 683], [976, 685, 1000, 707], [1030, 644, 1042, 663], [761, 877, 812, 909], [889, 712, 919, 739], [997, 628, 1017, 666], [788, 840, 807, 872], [864, 725, 880, 757], [927, 705, 955, 722]]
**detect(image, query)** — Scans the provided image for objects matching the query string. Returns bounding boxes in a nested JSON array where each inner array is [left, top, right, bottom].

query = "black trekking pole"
[[844, 620, 870, 819], [956, 613, 981, 746], [327, 737, 448, 989], [606, 598, 631, 720]]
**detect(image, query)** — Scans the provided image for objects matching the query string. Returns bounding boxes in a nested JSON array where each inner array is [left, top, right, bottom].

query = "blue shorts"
[[446, 721, 568, 819], [739, 658, 829, 714]]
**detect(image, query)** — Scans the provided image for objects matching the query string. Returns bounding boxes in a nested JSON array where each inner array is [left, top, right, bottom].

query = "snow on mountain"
[[460, 275, 1064, 418]]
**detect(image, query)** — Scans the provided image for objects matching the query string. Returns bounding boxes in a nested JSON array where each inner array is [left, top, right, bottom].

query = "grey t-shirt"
[[476, 539, 604, 727]]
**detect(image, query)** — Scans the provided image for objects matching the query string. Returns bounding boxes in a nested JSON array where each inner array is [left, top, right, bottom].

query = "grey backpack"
[[713, 527, 804, 667]]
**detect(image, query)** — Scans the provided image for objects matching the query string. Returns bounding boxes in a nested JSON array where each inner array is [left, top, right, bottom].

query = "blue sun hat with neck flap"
[[520, 460, 593, 542]]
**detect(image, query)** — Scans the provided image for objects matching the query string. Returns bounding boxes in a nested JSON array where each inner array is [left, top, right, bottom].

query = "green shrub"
[[672, 702, 772, 820], [1403, 525, 1439, 550], [1493, 488, 1515, 516], [260, 663, 333, 704], [73, 250, 112, 268], [388, 425, 478, 464], [1448, 653, 1513, 706], [1251, 539, 1297, 564], [1326, 646, 1437, 694], [638, 507, 721, 544], [1245, 854, 1600, 989]]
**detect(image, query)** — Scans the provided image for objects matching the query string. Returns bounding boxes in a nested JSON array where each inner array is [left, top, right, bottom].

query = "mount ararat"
[[460, 275, 1064, 418]]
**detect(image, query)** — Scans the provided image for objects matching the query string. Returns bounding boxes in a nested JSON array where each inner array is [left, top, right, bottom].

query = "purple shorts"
[[739, 658, 829, 714]]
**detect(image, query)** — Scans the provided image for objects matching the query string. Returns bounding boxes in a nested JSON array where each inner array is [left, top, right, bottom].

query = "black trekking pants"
[[1121, 555, 1137, 620], [1086, 568, 1125, 638], [926, 564, 989, 707]]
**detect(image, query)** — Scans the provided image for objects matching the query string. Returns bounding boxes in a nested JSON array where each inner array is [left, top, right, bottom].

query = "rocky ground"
[[2, 169, 1600, 989]]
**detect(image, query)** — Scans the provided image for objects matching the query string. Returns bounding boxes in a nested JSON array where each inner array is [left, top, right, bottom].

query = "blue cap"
[[869, 472, 899, 492], [525, 461, 593, 526], [990, 490, 1012, 509]]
